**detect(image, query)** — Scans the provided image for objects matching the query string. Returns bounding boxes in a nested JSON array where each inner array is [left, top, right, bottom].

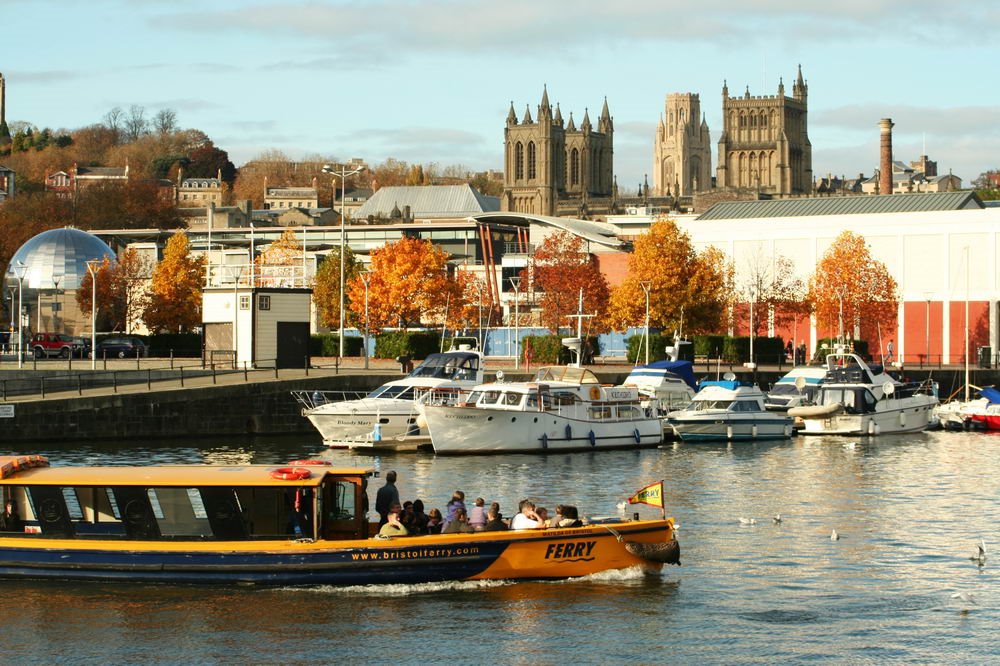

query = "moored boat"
[[933, 386, 1000, 431], [666, 379, 794, 442], [788, 352, 938, 436], [764, 365, 827, 411], [417, 365, 663, 453], [291, 344, 484, 448], [0, 455, 678, 585]]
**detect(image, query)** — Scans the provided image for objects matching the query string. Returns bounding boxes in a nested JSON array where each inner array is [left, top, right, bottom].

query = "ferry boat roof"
[[0, 457, 372, 487]]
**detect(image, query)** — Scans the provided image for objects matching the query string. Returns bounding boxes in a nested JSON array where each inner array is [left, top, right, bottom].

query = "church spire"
[[540, 84, 550, 111], [506, 101, 517, 126], [522, 104, 533, 125], [793, 64, 807, 101], [538, 84, 551, 121], [554, 103, 563, 126], [722, 79, 729, 99], [778, 76, 784, 96], [599, 96, 612, 132], [0, 71, 9, 147], [581, 107, 592, 131], [566, 112, 576, 132]]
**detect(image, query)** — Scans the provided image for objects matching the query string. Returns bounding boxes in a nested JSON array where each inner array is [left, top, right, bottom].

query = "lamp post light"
[[510, 276, 521, 370], [640, 281, 652, 365], [249, 221, 255, 288], [360, 270, 372, 370], [12, 261, 27, 369], [85, 260, 101, 371], [322, 163, 367, 362], [6, 287, 14, 353]]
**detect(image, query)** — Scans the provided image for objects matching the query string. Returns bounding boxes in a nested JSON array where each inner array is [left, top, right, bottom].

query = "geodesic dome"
[[3, 227, 115, 296]]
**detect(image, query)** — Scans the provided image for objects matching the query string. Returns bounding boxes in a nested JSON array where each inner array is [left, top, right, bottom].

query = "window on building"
[[258, 295, 271, 311], [239, 295, 251, 310], [514, 142, 524, 180], [527, 142, 536, 180], [570, 148, 580, 186]]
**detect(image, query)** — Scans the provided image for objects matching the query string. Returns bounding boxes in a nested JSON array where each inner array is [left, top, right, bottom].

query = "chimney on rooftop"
[[879, 118, 894, 196]]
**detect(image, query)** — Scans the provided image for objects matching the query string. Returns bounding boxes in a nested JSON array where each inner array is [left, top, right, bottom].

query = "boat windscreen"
[[690, 400, 733, 411], [367, 385, 414, 400], [409, 353, 479, 380]]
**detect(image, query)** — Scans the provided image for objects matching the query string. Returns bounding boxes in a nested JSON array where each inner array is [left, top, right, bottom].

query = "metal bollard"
[[113, 372, 118, 393], [170, 350, 174, 370], [40, 376, 45, 398], [212, 364, 217, 384], [243, 362, 248, 382], [77, 375, 82, 396], [147, 369, 151, 391]]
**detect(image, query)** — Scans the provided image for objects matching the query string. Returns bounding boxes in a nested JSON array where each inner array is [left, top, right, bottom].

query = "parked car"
[[31, 332, 83, 359], [95, 336, 148, 359], [71, 336, 92, 359]]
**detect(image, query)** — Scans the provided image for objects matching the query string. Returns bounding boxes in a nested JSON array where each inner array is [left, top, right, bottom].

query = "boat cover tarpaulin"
[[979, 386, 1000, 404], [627, 361, 698, 391]]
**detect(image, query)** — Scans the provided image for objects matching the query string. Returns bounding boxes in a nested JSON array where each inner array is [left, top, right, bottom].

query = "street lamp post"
[[12, 261, 26, 368], [476, 283, 484, 352], [640, 281, 652, 365], [509, 277, 521, 369], [360, 270, 372, 370], [249, 222, 255, 287], [322, 163, 367, 362], [85, 260, 101, 370], [924, 292, 932, 367], [6, 287, 14, 352]]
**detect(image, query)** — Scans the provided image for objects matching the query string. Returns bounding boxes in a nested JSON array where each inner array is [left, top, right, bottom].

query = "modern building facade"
[[716, 66, 812, 196]]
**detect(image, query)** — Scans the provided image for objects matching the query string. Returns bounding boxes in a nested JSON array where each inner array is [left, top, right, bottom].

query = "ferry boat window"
[[504, 392, 523, 406], [589, 406, 612, 420], [619, 405, 640, 419], [27, 486, 75, 537], [147, 488, 213, 538], [111, 487, 162, 539], [481, 391, 501, 405], [61, 488, 85, 520], [235, 488, 304, 539]]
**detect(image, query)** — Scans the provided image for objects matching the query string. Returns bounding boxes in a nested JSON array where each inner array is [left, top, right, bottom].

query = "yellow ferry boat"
[[0, 456, 679, 586]]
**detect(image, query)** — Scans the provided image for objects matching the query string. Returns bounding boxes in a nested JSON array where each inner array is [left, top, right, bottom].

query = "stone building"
[[653, 93, 712, 197], [177, 169, 224, 207], [264, 178, 318, 210], [501, 87, 614, 217], [716, 66, 812, 196]]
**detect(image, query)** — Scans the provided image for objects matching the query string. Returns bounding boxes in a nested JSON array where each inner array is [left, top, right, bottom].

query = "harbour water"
[[5, 431, 998, 663]]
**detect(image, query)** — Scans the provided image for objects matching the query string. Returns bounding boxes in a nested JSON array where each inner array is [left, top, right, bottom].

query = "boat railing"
[[894, 378, 939, 400], [413, 387, 468, 406], [291, 390, 369, 410]]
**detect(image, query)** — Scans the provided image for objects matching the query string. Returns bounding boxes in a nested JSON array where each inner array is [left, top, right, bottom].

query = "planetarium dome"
[[3, 227, 115, 296]]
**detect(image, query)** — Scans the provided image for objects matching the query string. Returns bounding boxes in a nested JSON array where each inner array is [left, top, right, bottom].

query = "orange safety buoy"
[[287, 459, 332, 466], [270, 467, 312, 481]]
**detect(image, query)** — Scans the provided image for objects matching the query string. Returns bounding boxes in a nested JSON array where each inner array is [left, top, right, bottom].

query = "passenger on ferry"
[[489, 501, 503, 524], [404, 499, 430, 535], [510, 500, 544, 529], [442, 490, 466, 531], [0, 500, 23, 532], [536, 507, 550, 527], [482, 507, 508, 532], [442, 507, 474, 534], [377, 504, 409, 538], [551, 505, 582, 528], [375, 471, 400, 527], [426, 508, 444, 534], [468, 497, 487, 531]]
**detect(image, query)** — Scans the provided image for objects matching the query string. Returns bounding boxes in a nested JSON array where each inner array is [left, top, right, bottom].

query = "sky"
[[2, 0, 999, 190]]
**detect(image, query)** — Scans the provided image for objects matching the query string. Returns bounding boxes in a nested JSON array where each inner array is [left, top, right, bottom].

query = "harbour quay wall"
[[3, 373, 389, 443]]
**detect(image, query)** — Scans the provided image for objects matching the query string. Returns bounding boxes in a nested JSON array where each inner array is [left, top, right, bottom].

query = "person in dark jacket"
[[0, 501, 24, 532], [375, 471, 400, 527]]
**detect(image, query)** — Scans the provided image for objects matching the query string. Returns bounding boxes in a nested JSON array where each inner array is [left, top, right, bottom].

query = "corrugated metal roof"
[[355, 185, 500, 219], [697, 192, 982, 220], [470, 212, 626, 250]]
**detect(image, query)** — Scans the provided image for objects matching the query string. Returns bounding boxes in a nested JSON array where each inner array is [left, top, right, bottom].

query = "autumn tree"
[[528, 231, 610, 332], [737, 245, 810, 337], [607, 218, 731, 334], [255, 228, 305, 287], [806, 230, 898, 342], [313, 246, 363, 330], [346, 237, 453, 333], [75, 256, 118, 332], [142, 231, 205, 333], [73, 180, 182, 230]]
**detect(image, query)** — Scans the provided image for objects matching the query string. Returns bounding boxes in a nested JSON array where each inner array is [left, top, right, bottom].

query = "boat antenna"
[[440, 292, 451, 353]]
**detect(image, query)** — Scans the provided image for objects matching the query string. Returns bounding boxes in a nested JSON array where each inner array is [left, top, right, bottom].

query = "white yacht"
[[292, 345, 484, 447], [417, 364, 663, 454], [764, 366, 827, 411], [788, 352, 938, 435], [621, 360, 698, 415], [666, 380, 793, 442]]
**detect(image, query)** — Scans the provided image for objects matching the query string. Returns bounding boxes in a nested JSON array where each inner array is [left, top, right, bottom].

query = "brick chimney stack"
[[879, 118, 894, 196]]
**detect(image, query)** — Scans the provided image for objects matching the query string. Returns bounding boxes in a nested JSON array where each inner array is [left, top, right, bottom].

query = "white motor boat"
[[788, 352, 938, 436], [764, 366, 827, 411], [932, 386, 1000, 431], [666, 380, 793, 442], [292, 345, 484, 447], [621, 360, 698, 415], [417, 365, 663, 454]]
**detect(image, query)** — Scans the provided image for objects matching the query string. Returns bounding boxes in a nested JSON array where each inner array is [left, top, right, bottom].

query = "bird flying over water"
[[772, 514, 782, 524], [970, 540, 987, 566]]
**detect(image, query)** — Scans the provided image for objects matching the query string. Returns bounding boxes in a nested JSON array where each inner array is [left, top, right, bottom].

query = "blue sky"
[[3, 0, 999, 189]]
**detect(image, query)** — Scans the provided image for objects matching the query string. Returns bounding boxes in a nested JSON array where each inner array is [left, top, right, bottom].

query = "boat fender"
[[588, 430, 597, 446], [751, 424, 758, 439], [726, 425, 733, 440], [565, 424, 573, 441], [625, 539, 681, 566], [287, 460, 332, 466], [788, 403, 843, 419], [589, 386, 601, 401], [270, 467, 312, 481], [633, 428, 641, 444], [540, 433, 549, 449]]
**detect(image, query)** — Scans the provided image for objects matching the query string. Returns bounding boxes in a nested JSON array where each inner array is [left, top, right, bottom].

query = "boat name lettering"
[[606, 389, 633, 400], [544, 541, 597, 561], [350, 546, 480, 561]]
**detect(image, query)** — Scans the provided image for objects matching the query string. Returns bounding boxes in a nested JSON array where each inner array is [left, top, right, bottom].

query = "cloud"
[[813, 104, 1000, 138], [6, 69, 81, 84]]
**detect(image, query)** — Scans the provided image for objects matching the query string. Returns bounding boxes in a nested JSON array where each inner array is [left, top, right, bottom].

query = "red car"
[[31, 333, 83, 359]]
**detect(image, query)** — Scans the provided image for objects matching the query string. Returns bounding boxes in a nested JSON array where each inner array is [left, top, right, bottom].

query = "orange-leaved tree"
[[109, 247, 153, 333], [142, 231, 205, 333], [346, 237, 452, 333], [313, 246, 363, 330], [806, 230, 898, 342], [75, 256, 118, 332], [255, 228, 303, 287], [607, 218, 731, 334], [528, 231, 610, 332]]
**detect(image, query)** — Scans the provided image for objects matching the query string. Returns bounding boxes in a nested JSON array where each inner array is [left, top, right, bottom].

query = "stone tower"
[[653, 93, 712, 196], [0, 72, 10, 149], [716, 65, 812, 195], [502, 86, 614, 216]]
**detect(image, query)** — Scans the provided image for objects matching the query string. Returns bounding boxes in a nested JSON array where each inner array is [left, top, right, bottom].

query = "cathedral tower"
[[716, 65, 812, 195], [0, 72, 11, 149], [653, 93, 711, 196], [502, 87, 613, 216]]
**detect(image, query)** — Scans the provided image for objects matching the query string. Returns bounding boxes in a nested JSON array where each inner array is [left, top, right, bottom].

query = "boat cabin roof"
[[0, 457, 372, 488], [532, 366, 599, 384]]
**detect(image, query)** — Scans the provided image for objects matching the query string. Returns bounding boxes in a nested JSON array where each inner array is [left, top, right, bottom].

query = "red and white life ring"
[[270, 467, 312, 481]]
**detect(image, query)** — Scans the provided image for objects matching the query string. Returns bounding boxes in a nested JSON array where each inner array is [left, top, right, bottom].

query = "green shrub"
[[146, 333, 201, 358], [722, 336, 785, 363], [693, 335, 725, 358], [373, 331, 441, 360], [523, 335, 600, 364], [815, 338, 870, 361], [626, 333, 692, 363], [310, 334, 365, 357]]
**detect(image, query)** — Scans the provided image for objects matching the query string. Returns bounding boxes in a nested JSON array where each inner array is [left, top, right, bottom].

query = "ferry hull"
[[669, 417, 793, 442], [0, 521, 676, 586], [304, 402, 421, 445], [420, 405, 663, 454]]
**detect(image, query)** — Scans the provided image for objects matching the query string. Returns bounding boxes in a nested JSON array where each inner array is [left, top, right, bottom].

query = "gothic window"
[[760, 113, 767, 128], [527, 142, 536, 180], [570, 148, 580, 186], [515, 142, 524, 180], [750, 114, 757, 127]]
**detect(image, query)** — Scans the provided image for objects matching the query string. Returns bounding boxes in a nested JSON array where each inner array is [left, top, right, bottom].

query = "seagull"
[[845, 442, 857, 449], [739, 517, 757, 525], [773, 514, 782, 524], [831, 529, 840, 541], [951, 591, 976, 606], [970, 540, 987, 566]]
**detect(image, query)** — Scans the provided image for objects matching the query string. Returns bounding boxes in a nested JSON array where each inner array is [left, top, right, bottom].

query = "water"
[[4, 431, 999, 663]]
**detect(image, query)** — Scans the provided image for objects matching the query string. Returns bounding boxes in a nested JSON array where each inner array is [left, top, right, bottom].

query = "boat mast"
[[965, 246, 970, 402]]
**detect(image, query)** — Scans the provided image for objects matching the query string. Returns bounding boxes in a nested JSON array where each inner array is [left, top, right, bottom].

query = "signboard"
[[0, 405, 14, 418]]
